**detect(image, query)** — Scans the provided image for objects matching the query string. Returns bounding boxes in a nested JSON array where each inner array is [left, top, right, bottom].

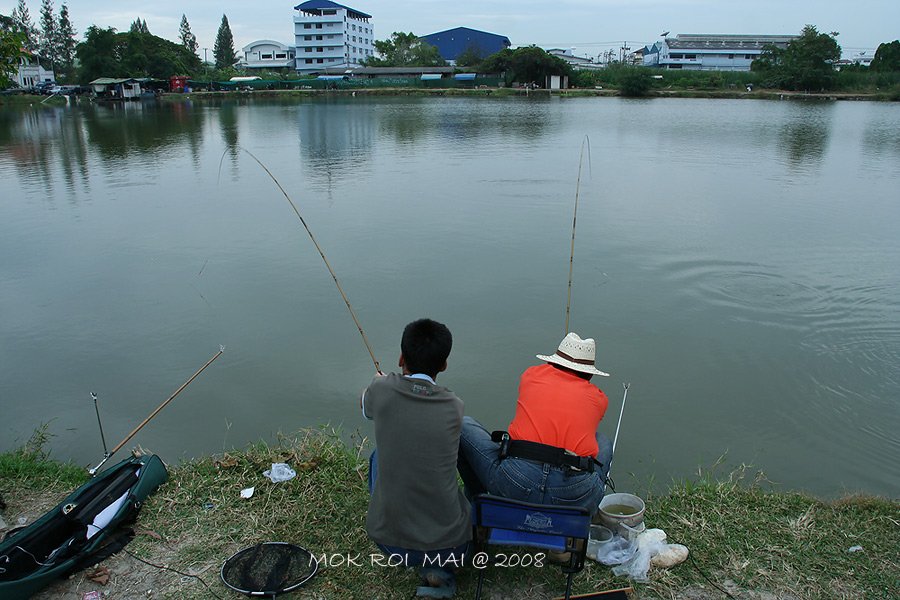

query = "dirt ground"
[[2, 493, 789, 600]]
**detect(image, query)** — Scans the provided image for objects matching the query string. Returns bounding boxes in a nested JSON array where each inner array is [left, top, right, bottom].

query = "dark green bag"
[[0, 454, 168, 600]]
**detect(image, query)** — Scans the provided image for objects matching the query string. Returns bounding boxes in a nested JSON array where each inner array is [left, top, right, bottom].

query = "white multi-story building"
[[644, 34, 796, 71], [293, 0, 374, 74]]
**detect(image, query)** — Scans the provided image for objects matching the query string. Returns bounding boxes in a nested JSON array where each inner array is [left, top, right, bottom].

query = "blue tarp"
[[453, 73, 477, 80], [420, 74, 443, 80]]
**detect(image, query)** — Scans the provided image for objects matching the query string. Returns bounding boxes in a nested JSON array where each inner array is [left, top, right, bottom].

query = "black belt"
[[491, 431, 599, 473]]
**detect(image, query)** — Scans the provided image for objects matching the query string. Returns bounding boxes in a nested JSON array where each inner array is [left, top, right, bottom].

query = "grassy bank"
[[1, 428, 897, 599]]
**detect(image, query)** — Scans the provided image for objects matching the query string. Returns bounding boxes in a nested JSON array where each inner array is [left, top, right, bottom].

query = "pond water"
[[1, 95, 898, 499]]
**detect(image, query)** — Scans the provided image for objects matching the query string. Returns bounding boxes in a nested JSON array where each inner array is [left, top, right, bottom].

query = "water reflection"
[[82, 103, 205, 158], [374, 98, 553, 144], [297, 99, 376, 194], [862, 109, 900, 161], [776, 102, 833, 168], [0, 106, 91, 200], [218, 102, 240, 163], [1, 97, 899, 499]]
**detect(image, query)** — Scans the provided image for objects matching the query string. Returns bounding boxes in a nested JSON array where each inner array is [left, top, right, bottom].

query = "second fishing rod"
[[563, 137, 631, 489]]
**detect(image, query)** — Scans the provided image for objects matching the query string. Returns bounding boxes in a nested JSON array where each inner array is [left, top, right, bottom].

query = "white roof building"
[[13, 53, 55, 89], [238, 40, 296, 71], [644, 34, 796, 71], [546, 48, 604, 70]]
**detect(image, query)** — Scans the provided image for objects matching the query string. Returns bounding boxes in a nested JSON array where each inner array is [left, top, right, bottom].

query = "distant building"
[[13, 52, 55, 89], [644, 34, 796, 71], [845, 49, 876, 67], [546, 48, 603, 70], [239, 40, 296, 72], [421, 27, 510, 64], [293, 0, 374, 74]]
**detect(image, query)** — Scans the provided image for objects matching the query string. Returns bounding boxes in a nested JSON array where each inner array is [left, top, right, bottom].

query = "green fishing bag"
[[0, 454, 168, 600]]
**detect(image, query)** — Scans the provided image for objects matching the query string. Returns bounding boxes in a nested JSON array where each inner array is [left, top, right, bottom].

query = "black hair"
[[401, 318, 452, 378]]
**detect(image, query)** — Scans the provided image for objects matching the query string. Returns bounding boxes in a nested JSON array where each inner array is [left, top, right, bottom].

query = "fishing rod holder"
[[88, 453, 112, 477], [91, 392, 109, 455]]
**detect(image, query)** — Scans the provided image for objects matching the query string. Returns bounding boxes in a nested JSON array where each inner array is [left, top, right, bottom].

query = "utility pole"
[[202, 48, 210, 89]]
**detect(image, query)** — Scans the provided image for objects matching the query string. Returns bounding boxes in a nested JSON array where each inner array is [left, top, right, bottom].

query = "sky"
[[2, 0, 896, 61]]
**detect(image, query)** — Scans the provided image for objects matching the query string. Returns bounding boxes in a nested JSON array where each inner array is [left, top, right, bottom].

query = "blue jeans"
[[368, 449, 469, 569], [457, 417, 613, 514]]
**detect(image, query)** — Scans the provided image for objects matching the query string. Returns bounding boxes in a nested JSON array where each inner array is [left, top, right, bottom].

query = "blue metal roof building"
[[421, 27, 511, 62]]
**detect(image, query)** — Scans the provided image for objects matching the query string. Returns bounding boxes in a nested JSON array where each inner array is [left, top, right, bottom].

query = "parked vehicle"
[[29, 81, 57, 95], [49, 85, 84, 96]]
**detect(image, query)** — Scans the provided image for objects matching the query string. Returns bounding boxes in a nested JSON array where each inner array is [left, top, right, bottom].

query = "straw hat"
[[537, 332, 610, 377]]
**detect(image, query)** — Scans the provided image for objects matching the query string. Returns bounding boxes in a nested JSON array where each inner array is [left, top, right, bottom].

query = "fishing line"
[[124, 549, 225, 600], [219, 146, 380, 373], [688, 552, 738, 599], [565, 136, 592, 335]]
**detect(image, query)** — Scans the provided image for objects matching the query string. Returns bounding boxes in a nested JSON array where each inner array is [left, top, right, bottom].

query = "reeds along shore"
[[1, 427, 898, 600]]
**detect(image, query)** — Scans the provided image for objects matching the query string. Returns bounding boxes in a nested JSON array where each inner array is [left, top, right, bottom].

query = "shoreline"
[[165, 87, 888, 102], [1, 429, 897, 599], [3, 87, 893, 107]]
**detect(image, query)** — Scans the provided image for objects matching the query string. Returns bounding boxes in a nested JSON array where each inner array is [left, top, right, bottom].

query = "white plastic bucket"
[[587, 524, 613, 559]]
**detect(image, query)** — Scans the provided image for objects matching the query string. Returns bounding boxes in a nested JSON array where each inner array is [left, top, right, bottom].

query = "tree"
[[38, 0, 56, 63], [362, 32, 445, 67], [179, 14, 198, 55], [1, 28, 28, 88], [55, 2, 75, 73], [11, 0, 38, 53], [870, 40, 900, 72], [129, 18, 149, 34], [75, 25, 119, 81], [617, 66, 652, 97], [455, 42, 487, 68], [75, 26, 201, 81], [752, 25, 841, 90], [480, 45, 571, 85], [213, 14, 236, 70]]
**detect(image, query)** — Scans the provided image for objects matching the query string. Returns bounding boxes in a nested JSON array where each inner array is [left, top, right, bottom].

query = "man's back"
[[364, 373, 471, 551]]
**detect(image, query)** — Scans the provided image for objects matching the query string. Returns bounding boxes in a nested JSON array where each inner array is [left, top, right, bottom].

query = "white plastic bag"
[[595, 533, 638, 565], [611, 545, 654, 582], [611, 528, 686, 582], [263, 462, 297, 483]]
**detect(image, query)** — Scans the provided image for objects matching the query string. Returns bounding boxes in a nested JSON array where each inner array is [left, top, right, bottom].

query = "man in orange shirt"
[[458, 333, 613, 514]]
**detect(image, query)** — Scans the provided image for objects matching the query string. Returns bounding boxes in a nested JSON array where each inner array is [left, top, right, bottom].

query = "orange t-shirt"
[[508, 364, 608, 457]]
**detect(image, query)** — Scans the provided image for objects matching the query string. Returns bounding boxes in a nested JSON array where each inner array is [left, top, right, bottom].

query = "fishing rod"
[[603, 382, 630, 494], [88, 346, 225, 476], [565, 136, 591, 335], [612, 382, 630, 455], [221, 146, 381, 374]]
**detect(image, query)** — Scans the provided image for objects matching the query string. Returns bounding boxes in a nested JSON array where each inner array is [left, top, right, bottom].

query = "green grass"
[[0, 422, 87, 491], [2, 427, 898, 599]]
